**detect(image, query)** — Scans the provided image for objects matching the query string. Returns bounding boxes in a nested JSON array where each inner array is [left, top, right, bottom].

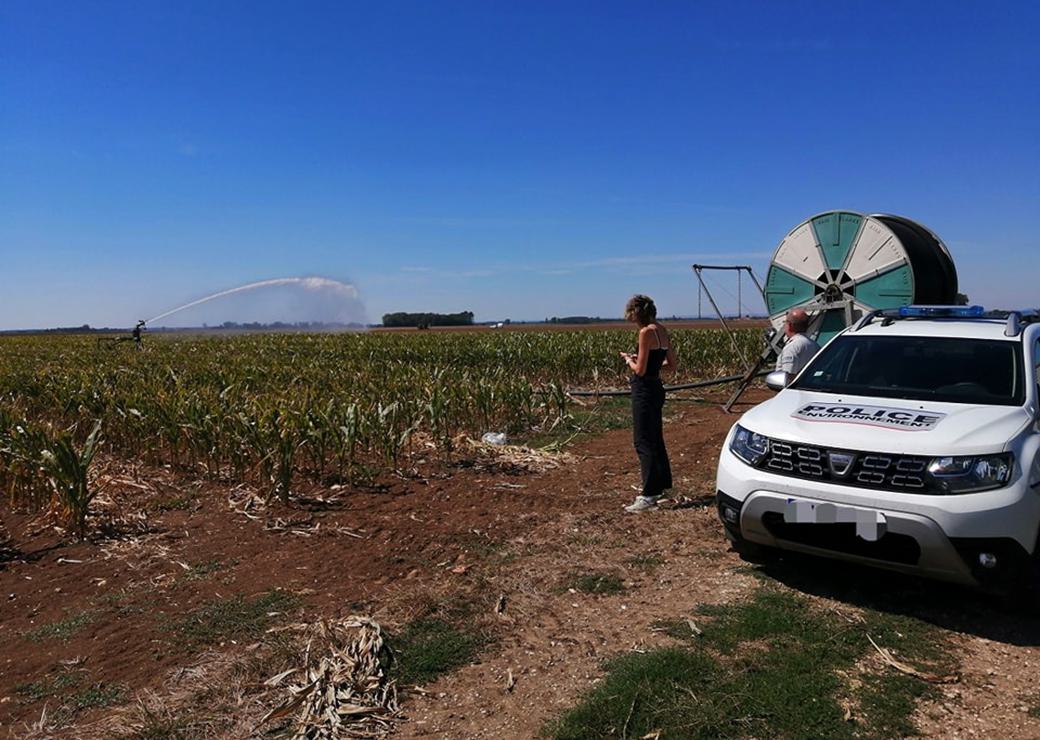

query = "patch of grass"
[[561, 571, 625, 595], [184, 559, 224, 581], [626, 553, 665, 571], [166, 590, 300, 647], [154, 494, 195, 512], [455, 532, 506, 560], [15, 669, 83, 702], [391, 618, 486, 686], [15, 668, 121, 722], [95, 589, 146, 617], [652, 617, 704, 642], [549, 648, 719, 740], [68, 682, 124, 710], [858, 672, 931, 738], [23, 610, 96, 643], [525, 397, 632, 449], [568, 533, 602, 548], [1027, 693, 1040, 719], [548, 586, 951, 739]]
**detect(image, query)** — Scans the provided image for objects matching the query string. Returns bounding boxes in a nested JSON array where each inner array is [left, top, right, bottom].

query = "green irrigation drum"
[[764, 211, 958, 344]]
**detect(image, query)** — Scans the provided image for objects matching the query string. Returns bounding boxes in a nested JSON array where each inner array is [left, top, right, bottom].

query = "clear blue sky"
[[2, 1, 1037, 328]]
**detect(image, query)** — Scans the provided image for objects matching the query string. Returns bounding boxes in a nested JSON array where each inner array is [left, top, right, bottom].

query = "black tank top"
[[644, 347, 668, 378], [636, 327, 669, 380]]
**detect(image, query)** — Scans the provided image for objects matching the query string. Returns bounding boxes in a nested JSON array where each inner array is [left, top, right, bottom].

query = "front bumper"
[[716, 446, 1040, 589]]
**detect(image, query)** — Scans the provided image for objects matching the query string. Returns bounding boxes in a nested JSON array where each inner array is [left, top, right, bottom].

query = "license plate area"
[[783, 499, 888, 541], [761, 511, 920, 565]]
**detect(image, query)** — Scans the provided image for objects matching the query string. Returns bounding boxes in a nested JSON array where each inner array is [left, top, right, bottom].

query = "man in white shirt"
[[775, 308, 820, 376]]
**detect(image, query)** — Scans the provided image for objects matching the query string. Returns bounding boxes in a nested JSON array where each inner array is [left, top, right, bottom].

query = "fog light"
[[722, 506, 739, 524], [978, 552, 998, 569]]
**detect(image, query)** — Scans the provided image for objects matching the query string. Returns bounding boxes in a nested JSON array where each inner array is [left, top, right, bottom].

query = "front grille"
[[761, 512, 921, 565], [762, 439, 937, 494]]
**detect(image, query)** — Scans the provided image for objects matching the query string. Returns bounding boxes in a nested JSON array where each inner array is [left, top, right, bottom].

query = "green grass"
[[184, 559, 225, 581], [15, 668, 83, 702], [525, 397, 632, 450], [67, 682, 124, 710], [626, 553, 665, 571], [454, 532, 507, 560], [23, 610, 95, 643], [154, 494, 195, 512], [15, 667, 122, 724], [391, 618, 486, 686], [1028, 693, 1040, 719], [561, 571, 626, 595], [166, 590, 300, 647], [548, 586, 952, 739]]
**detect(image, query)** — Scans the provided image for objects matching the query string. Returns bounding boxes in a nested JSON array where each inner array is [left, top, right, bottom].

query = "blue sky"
[[2, 1, 1037, 328]]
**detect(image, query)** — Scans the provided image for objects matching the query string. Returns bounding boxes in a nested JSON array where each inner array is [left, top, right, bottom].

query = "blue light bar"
[[897, 305, 985, 318]]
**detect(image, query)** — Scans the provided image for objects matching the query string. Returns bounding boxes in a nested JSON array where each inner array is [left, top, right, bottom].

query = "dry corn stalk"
[[462, 436, 576, 474], [260, 616, 399, 738]]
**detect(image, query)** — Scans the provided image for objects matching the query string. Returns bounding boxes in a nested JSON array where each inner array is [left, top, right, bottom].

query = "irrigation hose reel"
[[765, 211, 958, 345], [709, 210, 959, 411]]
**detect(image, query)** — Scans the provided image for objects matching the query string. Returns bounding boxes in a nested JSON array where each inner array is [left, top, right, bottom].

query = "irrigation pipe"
[[566, 370, 770, 398]]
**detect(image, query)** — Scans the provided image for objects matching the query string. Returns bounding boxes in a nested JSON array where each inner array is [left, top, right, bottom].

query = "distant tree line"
[[382, 311, 475, 328], [545, 316, 605, 324]]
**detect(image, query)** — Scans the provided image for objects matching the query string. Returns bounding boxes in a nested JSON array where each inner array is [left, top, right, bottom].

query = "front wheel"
[[727, 531, 779, 564], [1015, 545, 1040, 614], [996, 535, 1040, 614]]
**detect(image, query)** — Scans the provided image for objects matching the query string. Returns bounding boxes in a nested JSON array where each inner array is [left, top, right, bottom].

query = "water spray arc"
[[145, 277, 362, 325]]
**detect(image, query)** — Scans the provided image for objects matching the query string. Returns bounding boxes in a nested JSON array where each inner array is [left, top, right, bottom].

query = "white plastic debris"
[[481, 432, 508, 445]]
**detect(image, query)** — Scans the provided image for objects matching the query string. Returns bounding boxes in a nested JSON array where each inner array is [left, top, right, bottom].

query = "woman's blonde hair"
[[624, 294, 657, 325]]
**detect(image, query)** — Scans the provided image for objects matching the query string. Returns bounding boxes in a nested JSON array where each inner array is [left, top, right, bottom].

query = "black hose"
[[567, 370, 769, 397]]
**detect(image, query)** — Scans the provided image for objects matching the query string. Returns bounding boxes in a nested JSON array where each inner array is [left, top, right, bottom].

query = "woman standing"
[[620, 295, 677, 513]]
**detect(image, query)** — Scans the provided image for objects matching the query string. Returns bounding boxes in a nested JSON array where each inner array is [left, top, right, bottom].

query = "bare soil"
[[1, 389, 1038, 738]]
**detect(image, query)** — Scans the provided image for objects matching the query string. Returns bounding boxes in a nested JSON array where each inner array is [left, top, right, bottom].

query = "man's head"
[[785, 308, 810, 337]]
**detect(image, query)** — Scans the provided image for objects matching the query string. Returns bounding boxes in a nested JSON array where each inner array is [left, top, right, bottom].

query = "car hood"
[[739, 389, 1032, 455]]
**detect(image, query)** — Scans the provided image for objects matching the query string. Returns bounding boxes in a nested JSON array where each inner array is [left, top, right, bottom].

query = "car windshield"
[[791, 334, 1024, 406]]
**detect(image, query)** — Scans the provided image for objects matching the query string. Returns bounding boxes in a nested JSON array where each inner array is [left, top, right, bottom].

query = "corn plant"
[[40, 421, 102, 539], [0, 327, 762, 508]]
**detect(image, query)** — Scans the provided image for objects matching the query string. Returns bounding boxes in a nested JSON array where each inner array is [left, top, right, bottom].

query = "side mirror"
[[764, 370, 792, 392]]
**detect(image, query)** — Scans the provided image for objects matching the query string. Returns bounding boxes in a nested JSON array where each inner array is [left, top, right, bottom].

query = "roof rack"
[[848, 306, 1040, 337]]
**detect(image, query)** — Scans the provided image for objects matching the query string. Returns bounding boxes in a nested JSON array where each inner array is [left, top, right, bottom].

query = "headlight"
[[927, 453, 1014, 493], [730, 425, 769, 466]]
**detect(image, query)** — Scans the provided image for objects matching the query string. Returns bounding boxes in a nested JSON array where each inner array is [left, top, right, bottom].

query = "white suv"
[[716, 306, 1040, 597]]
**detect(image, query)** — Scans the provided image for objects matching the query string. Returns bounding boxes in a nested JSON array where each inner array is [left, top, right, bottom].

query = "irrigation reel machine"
[[697, 210, 960, 411]]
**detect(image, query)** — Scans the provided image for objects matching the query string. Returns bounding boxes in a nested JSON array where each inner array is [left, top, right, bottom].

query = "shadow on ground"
[[744, 549, 1040, 647]]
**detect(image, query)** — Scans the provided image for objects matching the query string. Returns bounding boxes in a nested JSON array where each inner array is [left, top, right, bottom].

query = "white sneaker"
[[624, 496, 658, 513]]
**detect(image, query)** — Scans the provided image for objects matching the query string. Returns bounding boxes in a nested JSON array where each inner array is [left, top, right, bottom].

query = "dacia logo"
[[827, 451, 856, 477]]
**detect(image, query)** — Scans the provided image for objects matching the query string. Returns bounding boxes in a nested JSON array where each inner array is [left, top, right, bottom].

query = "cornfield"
[[0, 328, 762, 519]]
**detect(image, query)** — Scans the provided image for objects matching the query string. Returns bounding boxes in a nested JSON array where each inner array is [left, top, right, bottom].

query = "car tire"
[[1000, 532, 1040, 614], [729, 534, 779, 564], [1021, 537, 1040, 614]]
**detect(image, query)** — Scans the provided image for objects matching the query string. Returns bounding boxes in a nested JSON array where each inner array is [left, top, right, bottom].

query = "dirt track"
[[1, 389, 1038, 737]]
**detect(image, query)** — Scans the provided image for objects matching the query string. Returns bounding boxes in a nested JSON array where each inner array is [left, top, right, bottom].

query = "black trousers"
[[630, 375, 672, 498]]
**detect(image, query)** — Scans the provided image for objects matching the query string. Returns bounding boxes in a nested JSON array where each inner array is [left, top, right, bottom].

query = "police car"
[[716, 305, 1040, 597]]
